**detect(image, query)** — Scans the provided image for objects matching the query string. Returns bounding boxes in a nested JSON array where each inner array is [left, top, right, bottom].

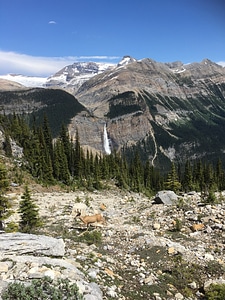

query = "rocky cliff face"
[[70, 57, 225, 168]]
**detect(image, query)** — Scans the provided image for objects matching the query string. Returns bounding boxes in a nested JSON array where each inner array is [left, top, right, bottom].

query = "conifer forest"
[[1, 113, 225, 197]]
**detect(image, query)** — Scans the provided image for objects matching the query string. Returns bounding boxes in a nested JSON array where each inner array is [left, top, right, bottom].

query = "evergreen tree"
[[10, 113, 22, 142], [216, 159, 225, 191], [59, 124, 71, 162], [193, 160, 204, 192], [19, 185, 42, 233], [0, 162, 13, 230], [74, 130, 82, 178], [130, 151, 143, 192], [144, 160, 152, 191], [42, 114, 54, 160], [164, 162, 181, 192], [3, 132, 12, 157], [182, 160, 193, 192], [203, 163, 215, 193], [93, 154, 102, 189], [38, 127, 54, 184], [53, 140, 70, 185]]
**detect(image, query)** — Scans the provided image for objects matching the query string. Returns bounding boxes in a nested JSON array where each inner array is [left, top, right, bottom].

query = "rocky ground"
[[0, 184, 225, 299]]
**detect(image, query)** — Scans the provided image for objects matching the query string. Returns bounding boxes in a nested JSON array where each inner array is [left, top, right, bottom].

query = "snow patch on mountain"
[[0, 61, 116, 89], [0, 74, 47, 87], [117, 56, 137, 67], [46, 61, 115, 88]]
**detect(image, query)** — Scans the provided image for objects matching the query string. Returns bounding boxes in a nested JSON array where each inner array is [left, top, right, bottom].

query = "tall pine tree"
[[19, 185, 42, 233], [164, 162, 181, 192]]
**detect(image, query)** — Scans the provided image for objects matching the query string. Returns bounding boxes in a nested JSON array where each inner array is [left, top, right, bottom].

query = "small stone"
[[107, 285, 118, 298], [87, 268, 99, 279], [175, 292, 184, 299], [0, 262, 9, 273], [44, 269, 57, 279], [168, 247, 175, 254], [188, 281, 197, 289], [153, 223, 161, 230], [139, 272, 145, 279], [153, 292, 162, 300], [204, 253, 214, 261], [144, 274, 154, 284]]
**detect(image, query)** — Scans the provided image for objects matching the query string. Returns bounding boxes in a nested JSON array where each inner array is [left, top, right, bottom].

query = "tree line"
[[0, 113, 225, 196]]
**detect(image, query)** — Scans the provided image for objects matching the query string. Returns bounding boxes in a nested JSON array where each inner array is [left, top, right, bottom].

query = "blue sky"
[[0, 0, 224, 76]]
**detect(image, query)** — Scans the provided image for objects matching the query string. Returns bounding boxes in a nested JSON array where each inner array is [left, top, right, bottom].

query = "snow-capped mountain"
[[0, 57, 136, 90], [117, 55, 137, 67], [0, 61, 116, 90], [45, 61, 115, 93]]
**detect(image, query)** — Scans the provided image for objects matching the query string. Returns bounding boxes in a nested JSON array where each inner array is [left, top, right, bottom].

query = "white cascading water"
[[103, 124, 111, 154]]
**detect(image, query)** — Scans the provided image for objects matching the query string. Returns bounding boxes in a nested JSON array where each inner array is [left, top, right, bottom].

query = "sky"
[[0, 0, 225, 76]]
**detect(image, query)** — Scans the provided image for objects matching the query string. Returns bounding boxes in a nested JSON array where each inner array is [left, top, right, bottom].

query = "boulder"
[[153, 190, 178, 205], [0, 233, 65, 257]]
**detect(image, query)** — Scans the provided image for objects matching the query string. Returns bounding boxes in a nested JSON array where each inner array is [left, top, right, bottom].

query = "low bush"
[[205, 283, 225, 300], [2, 276, 83, 300]]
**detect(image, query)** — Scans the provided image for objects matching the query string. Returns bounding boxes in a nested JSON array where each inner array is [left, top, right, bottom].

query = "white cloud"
[[0, 51, 120, 76], [48, 20, 57, 24], [217, 61, 225, 67]]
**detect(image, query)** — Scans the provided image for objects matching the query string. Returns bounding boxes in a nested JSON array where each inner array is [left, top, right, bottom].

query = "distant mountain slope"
[[0, 88, 87, 137], [0, 78, 25, 90]]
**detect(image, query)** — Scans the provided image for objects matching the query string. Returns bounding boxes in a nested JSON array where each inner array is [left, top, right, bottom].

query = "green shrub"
[[174, 218, 182, 232], [205, 283, 225, 300], [205, 190, 217, 204], [78, 230, 102, 246], [2, 276, 83, 300], [5, 221, 19, 233]]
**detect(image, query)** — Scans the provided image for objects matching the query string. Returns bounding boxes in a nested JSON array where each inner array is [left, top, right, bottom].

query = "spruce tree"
[[3, 132, 12, 157], [19, 185, 42, 233], [144, 160, 152, 190], [182, 160, 193, 192], [42, 114, 54, 161], [38, 127, 54, 184], [0, 162, 13, 230], [53, 140, 70, 185], [74, 130, 82, 178], [216, 159, 225, 191], [164, 162, 181, 192]]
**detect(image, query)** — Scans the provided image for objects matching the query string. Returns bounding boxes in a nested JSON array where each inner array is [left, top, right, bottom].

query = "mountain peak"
[[117, 56, 136, 67]]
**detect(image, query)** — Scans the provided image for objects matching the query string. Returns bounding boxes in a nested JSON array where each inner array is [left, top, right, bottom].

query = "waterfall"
[[103, 124, 111, 154]]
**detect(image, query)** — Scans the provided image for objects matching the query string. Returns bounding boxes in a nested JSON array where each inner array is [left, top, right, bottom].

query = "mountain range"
[[0, 56, 225, 172]]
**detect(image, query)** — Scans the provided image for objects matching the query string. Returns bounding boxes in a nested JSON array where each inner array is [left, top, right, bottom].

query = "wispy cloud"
[[0, 51, 120, 76], [217, 61, 225, 67], [48, 20, 57, 25]]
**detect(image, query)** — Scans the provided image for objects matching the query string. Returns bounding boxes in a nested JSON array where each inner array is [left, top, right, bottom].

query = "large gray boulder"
[[0, 233, 65, 257], [153, 190, 178, 205]]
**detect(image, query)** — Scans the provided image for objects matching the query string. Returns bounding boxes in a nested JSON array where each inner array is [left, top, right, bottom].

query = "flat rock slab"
[[0, 233, 65, 257]]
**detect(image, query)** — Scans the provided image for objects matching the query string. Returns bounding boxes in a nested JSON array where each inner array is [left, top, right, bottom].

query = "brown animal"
[[76, 211, 105, 228], [190, 223, 205, 232]]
